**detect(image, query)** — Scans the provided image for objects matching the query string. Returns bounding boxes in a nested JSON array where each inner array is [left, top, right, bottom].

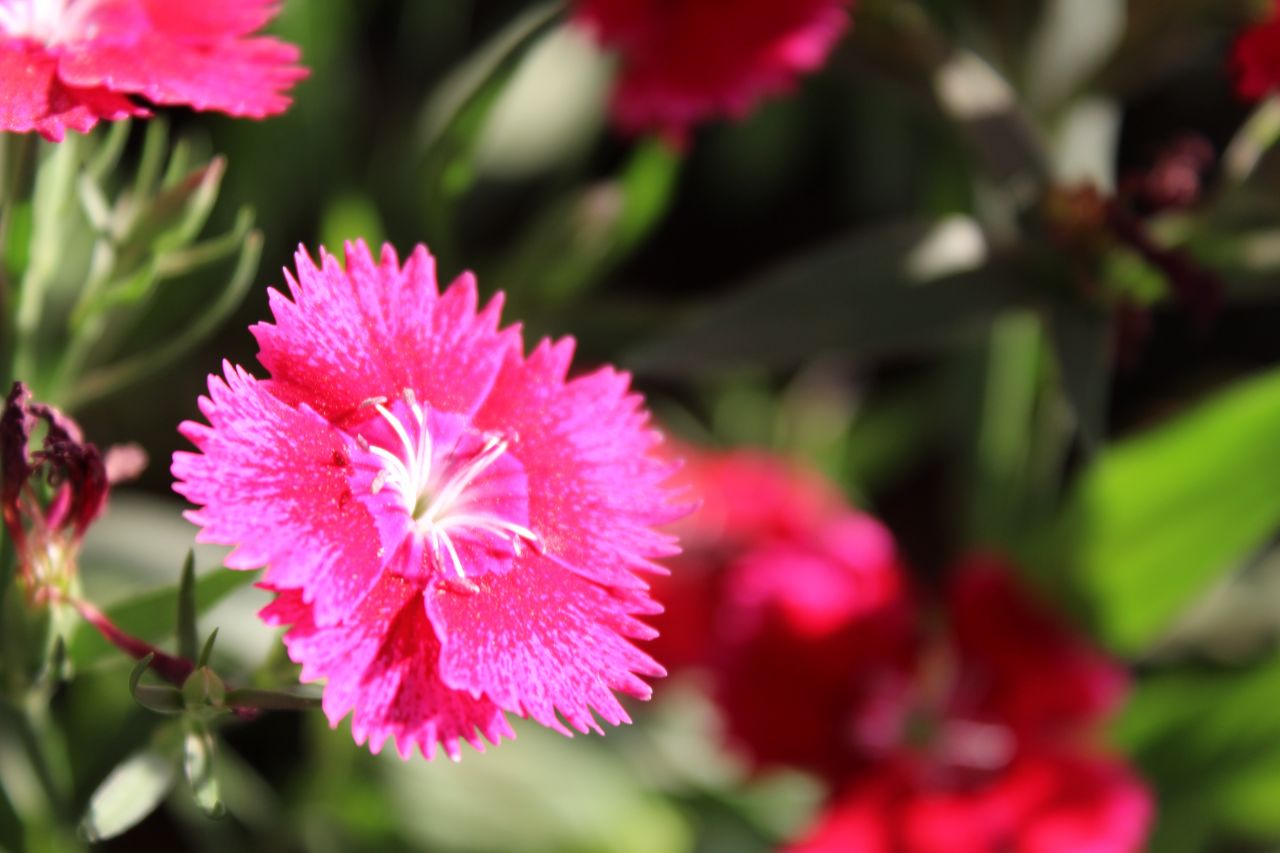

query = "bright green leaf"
[[1036, 365, 1280, 652]]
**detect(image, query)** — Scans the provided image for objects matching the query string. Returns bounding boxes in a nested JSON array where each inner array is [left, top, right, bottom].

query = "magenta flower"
[[172, 241, 685, 759], [574, 0, 852, 141], [0, 0, 305, 141]]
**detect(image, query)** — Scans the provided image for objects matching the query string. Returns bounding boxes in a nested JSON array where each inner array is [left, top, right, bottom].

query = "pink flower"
[[0, 0, 305, 141], [574, 0, 852, 141], [1234, 0, 1280, 100], [172, 241, 685, 760]]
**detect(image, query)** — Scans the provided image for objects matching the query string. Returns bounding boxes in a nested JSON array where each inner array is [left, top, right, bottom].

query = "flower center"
[[350, 391, 537, 585], [0, 0, 92, 43]]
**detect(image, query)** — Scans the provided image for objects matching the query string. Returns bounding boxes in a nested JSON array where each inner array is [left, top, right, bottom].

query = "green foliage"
[[1035, 365, 1280, 653], [68, 569, 253, 673]]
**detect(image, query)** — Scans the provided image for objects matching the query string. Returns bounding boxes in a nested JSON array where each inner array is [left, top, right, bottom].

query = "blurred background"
[[13, 0, 1280, 850]]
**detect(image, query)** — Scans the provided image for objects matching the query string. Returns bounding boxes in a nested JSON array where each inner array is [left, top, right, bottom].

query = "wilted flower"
[[1, 381, 142, 600], [574, 0, 853, 141], [1235, 0, 1280, 101], [0, 0, 306, 141], [173, 241, 686, 759]]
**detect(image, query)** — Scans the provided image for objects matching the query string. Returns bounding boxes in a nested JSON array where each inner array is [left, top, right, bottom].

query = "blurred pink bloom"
[[0, 0, 305, 141], [645, 448, 859, 673], [575, 0, 852, 141], [713, 512, 914, 780], [173, 241, 685, 760], [1234, 0, 1280, 100]]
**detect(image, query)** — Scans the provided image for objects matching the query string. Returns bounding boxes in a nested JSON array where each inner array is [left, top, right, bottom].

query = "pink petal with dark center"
[[263, 577, 513, 760]]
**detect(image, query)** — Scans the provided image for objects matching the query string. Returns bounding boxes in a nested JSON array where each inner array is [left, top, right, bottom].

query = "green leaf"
[[1047, 299, 1112, 450], [629, 219, 1025, 376], [196, 629, 219, 670], [1117, 656, 1280, 842], [1035, 365, 1280, 652], [224, 687, 322, 712], [0, 774, 22, 852], [182, 721, 224, 819], [79, 749, 177, 842], [176, 552, 197, 663], [69, 569, 254, 672]]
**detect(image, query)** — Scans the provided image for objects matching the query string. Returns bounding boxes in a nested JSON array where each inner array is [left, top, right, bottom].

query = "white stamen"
[[359, 399, 536, 582]]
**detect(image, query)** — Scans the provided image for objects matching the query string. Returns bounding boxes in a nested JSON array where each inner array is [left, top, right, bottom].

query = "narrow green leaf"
[[1047, 299, 1112, 450], [132, 685, 185, 716], [629, 219, 1024, 376], [79, 750, 176, 842], [66, 228, 262, 408], [196, 629, 219, 670], [129, 653, 155, 697], [1035, 364, 1280, 652], [69, 570, 254, 672], [224, 687, 323, 712], [176, 552, 197, 663]]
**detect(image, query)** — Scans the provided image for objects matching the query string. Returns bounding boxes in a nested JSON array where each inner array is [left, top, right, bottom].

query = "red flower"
[[574, 0, 852, 141], [713, 513, 914, 779], [647, 448, 860, 673], [690, 515, 1150, 851], [790, 753, 1151, 853], [0, 0, 305, 141], [1234, 0, 1280, 100]]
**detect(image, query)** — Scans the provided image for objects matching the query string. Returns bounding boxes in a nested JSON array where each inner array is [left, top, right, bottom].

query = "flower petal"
[[56, 0, 305, 118], [473, 337, 684, 592], [0, 40, 140, 141], [254, 242, 519, 421], [172, 362, 381, 624], [427, 551, 664, 736], [263, 577, 514, 760]]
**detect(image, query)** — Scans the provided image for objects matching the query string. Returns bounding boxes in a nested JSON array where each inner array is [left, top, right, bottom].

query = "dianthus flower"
[[2, 381, 143, 600], [1235, 0, 1280, 100], [0, 0, 305, 141], [766, 554, 1151, 853], [172, 241, 685, 759], [574, 0, 852, 141], [645, 448, 852, 673]]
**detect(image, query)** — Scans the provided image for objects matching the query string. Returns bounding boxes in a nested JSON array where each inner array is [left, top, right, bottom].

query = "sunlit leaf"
[[182, 721, 224, 819], [1034, 365, 1280, 652], [80, 749, 177, 841]]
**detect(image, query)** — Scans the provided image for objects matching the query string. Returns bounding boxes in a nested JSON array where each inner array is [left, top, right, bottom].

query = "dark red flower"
[[1235, 1, 1280, 101], [790, 752, 1151, 853], [1, 381, 142, 597]]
